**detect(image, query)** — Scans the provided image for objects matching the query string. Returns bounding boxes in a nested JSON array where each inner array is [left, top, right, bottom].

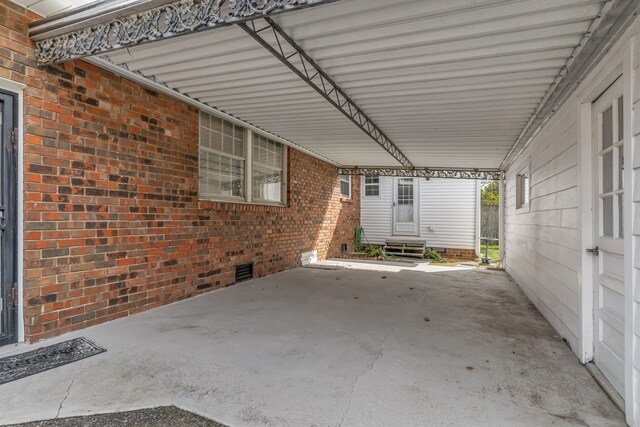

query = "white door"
[[592, 77, 625, 397], [392, 178, 419, 236]]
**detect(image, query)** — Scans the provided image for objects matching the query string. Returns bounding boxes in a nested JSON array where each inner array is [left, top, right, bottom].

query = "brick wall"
[[427, 247, 478, 260], [443, 248, 478, 260], [0, 0, 360, 341]]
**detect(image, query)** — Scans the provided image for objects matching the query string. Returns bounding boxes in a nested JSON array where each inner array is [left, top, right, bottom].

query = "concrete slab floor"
[[0, 263, 625, 427]]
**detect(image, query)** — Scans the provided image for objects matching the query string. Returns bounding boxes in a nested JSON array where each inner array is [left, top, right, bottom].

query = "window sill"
[[515, 203, 530, 214], [199, 197, 287, 209], [340, 197, 353, 203]]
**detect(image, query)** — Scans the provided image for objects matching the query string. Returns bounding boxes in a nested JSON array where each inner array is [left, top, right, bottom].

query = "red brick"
[[1, 0, 360, 342]]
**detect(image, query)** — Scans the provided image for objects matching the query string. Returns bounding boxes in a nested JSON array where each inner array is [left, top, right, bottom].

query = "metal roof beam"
[[31, 0, 341, 65], [338, 167, 502, 181], [238, 17, 413, 168]]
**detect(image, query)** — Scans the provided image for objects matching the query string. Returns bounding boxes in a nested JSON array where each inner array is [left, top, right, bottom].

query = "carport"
[[2, 0, 640, 425]]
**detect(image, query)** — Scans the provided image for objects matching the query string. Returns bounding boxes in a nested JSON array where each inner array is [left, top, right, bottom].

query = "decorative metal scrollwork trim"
[[34, 0, 334, 65], [338, 168, 502, 181]]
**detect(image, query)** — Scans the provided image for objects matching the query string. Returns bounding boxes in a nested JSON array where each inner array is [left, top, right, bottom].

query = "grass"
[[480, 244, 500, 261]]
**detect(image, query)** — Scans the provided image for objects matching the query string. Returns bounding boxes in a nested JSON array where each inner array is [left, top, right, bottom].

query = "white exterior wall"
[[361, 178, 478, 250], [420, 179, 479, 250], [504, 98, 581, 352], [360, 176, 393, 244], [504, 16, 640, 424]]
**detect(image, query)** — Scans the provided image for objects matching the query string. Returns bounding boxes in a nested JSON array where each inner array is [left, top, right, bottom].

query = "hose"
[[354, 226, 373, 251]]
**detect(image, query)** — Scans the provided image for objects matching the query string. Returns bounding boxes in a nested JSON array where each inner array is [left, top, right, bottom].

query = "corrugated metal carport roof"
[[21, 0, 608, 169]]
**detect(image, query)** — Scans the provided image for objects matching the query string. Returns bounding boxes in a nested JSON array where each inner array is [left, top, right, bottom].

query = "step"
[[384, 251, 424, 258], [385, 246, 424, 253], [386, 241, 425, 248], [384, 245, 425, 250], [384, 240, 426, 259], [385, 247, 424, 253]]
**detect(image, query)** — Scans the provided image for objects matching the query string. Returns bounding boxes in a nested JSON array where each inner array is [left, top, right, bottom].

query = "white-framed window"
[[252, 133, 285, 203], [363, 175, 379, 197], [199, 111, 287, 205], [199, 112, 246, 200], [340, 175, 351, 199], [516, 167, 530, 211]]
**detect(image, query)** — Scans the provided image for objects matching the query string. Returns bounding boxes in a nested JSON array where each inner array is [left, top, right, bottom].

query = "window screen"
[[340, 175, 351, 198], [199, 111, 245, 199], [252, 133, 284, 203]]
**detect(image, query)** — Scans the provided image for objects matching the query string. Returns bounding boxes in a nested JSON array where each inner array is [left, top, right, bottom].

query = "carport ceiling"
[[24, 0, 611, 169]]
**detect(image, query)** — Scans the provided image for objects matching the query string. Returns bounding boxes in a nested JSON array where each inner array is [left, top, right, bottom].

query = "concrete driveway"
[[0, 262, 625, 426]]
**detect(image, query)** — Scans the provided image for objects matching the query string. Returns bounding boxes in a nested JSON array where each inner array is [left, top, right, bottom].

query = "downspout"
[[499, 172, 505, 267], [476, 180, 481, 257]]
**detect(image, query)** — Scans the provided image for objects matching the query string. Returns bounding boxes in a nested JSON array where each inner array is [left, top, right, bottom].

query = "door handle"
[[586, 246, 599, 256]]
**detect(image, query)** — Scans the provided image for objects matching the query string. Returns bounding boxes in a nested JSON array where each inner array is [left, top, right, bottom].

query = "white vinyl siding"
[[504, 97, 580, 352], [361, 177, 393, 241], [361, 178, 478, 250], [420, 179, 478, 250]]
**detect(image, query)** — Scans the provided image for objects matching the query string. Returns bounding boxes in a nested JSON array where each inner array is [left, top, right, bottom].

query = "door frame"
[[0, 77, 23, 345], [391, 177, 420, 236], [576, 33, 635, 421], [0, 87, 18, 346]]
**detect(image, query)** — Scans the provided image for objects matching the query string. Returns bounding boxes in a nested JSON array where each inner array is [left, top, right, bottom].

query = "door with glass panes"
[[392, 177, 419, 236], [591, 77, 625, 397]]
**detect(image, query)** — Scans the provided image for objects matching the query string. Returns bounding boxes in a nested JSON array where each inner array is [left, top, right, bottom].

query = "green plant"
[[366, 245, 387, 259], [481, 180, 499, 206], [482, 244, 500, 261], [424, 249, 447, 263]]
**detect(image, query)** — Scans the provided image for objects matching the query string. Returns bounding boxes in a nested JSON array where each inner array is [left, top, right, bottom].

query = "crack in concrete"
[[55, 360, 82, 419], [338, 324, 397, 427], [338, 287, 429, 427]]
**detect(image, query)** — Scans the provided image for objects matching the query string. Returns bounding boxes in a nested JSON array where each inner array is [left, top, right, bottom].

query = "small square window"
[[364, 175, 379, 197], [516, 168, 530, 210], [340, 175, 351, 199]]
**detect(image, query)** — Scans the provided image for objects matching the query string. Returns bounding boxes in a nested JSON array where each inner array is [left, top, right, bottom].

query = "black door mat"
[[0, 337, 105, 385], [5, 406, 227, 427]]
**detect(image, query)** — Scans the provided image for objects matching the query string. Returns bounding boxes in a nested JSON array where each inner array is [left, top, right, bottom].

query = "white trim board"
[[621, 37, 634, 425]]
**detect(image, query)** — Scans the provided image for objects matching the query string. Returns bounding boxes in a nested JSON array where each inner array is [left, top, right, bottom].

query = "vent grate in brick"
[[235, 263, 254, 282]]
